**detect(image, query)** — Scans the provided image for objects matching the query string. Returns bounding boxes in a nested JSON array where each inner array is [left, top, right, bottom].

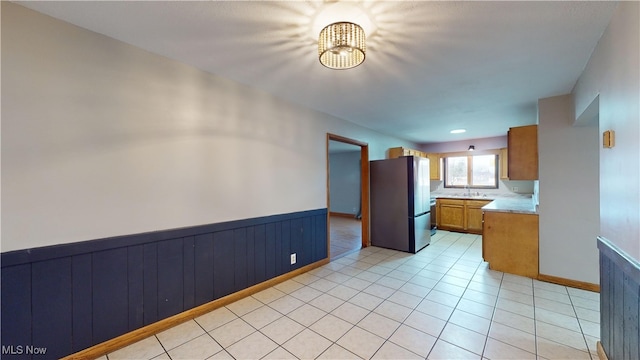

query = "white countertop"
[[481, 197, 538, 215]]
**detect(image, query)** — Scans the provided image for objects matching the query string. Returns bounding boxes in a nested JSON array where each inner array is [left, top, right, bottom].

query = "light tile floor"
[[102, 231, 600, 360]]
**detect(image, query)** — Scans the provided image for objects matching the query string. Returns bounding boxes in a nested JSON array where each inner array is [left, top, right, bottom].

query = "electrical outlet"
[[512, 187, 519, 192], [290, 253, 297, 265]]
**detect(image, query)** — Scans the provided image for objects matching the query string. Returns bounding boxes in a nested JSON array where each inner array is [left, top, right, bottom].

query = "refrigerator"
[[370, 156, 431, 253]]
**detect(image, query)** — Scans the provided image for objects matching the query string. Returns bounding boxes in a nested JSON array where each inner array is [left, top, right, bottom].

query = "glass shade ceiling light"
[[318, 22, 366, 69]]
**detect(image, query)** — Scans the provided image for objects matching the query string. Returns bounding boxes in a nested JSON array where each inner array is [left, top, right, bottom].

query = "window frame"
[[443, 152, 499, 189]]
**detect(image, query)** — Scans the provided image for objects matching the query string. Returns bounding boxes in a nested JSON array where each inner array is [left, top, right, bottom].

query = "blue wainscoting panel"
[[598, 237, 640, 360], [194, 233, 214, 307], [32, 257, 73, 359], [183, 236, 196, 310], [0, 208, 327, 358], [233, 228, 248, 291], [93, 248, 129, 344], [72, 254, 94, 352], [142, 243, 159, 326], [314, 214, 329, 261], [265, 222, 278, 278], [1, 264, 32, 359], [157, 238, 185, 319], [254, 224, 267, 284], [213, 230, 234, 298], [290, 218, 303, 271], [280, 220, 291, 275], [246, 227, 256, 288], [127, 245, 145, 330]]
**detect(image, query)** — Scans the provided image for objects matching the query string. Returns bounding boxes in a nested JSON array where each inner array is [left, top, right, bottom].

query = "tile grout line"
[[567, 287, 597, 360], [423, 233, 488, 358], [532, 278, 540, 358]]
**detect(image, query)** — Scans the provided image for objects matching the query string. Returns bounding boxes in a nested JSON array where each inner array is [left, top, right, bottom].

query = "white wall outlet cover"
[[290, 253, 297, 264]]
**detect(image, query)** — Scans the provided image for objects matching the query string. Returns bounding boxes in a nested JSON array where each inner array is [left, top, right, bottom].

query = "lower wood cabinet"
[[438, 199, 465, 232], [482, 211, 539, 278], [436, 198, 491, 234], [466, 200, 489, 233]]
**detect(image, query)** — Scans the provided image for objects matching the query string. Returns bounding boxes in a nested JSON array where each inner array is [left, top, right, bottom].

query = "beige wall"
[[573, 1, 640, 261], [538, 94, 600, 284], [1, 3, 416, 252]]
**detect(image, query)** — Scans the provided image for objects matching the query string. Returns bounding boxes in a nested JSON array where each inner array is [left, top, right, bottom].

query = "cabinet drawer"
[[466, 200, 491, 208], [437, 198, 464, 206]]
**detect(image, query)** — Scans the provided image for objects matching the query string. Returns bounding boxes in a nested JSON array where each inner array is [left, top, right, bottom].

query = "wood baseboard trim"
[[61, 258, 330, 360], [596, 341, 608, 360], [329, 212, 358, 218], [537, 273, 600, 292]]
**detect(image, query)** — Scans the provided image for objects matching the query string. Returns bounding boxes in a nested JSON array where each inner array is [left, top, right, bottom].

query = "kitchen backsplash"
[[430, 179, 535, 197]]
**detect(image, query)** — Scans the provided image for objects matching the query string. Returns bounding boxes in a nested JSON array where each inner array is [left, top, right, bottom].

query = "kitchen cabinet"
[[388, 147, 425, 159], [426, 153, 441, 180], [482, 211, 539, 278], [507, 125, 538, 180], [437, 199, 465, 232], [499, 148, 509, 180], [388, 147, 440, 180], [465, 200, 489, 233], [437, 198, 491, 234]]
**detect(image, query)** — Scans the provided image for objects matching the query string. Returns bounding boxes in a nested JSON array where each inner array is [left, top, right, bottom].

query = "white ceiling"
[[16, 1, 617, 144]]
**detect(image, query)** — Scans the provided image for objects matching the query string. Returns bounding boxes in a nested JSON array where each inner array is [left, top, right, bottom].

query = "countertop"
[[432, 193, 531, 201], [435, 195, 495, 201], [481, 197, 538, 215]]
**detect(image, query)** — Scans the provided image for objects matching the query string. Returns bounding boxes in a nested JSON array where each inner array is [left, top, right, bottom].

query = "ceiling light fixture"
[[318, 22, 366, 69], [468, 145, 475, 151], [450, 129, 466, 134]]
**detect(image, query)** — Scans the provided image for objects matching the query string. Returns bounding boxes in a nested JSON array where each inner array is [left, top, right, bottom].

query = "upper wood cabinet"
[[388, 147, 441, 180], [499, 148, 509, 180], [507, 125, 538, 180], [388, 147, 425, 159], [426, 153, 441, 180]]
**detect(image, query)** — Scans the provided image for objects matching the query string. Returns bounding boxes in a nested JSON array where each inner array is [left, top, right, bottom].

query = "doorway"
[[327, 134, 369, 259]]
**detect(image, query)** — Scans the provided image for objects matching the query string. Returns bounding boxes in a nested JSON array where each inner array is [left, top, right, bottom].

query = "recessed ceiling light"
[[450, 129, 466, 134]]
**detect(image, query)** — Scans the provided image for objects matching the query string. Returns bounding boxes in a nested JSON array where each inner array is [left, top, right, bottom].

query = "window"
[[444, 154, 498, 188]]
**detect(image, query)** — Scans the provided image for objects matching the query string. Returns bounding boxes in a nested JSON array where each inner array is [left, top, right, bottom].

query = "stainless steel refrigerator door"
[[413, 156, 431, 216], [370, 157, 410, 252], [411, 212, 431, 253]]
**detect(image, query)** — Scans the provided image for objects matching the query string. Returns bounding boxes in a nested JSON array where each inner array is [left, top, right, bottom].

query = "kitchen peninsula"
[[481, 197, 539, 278]]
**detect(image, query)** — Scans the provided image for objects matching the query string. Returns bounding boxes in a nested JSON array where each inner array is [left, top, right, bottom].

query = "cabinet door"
[[499, 148, 509, 180], [508, 125, 538, 180], [388, 147, 404, 159], [426, 153, 440, 180], [437, 200, 465, 231], [483, 211, 539, 278], [465, 200, 490, 234], [388, 147, 425, 159]]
